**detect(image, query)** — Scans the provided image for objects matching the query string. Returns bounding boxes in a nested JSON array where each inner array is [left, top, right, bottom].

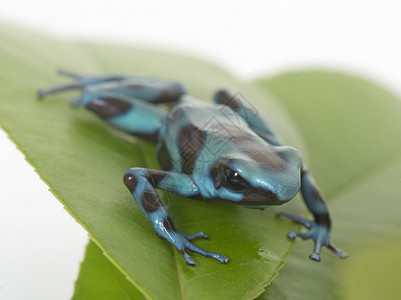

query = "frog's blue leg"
[[38, 69, 127, 98], [38, 69, 186, 105], [277, 169, 348, 261], [123, 167, 229, 266], [215, 89, 347, 261], [214, 89, 283, 146], [78, 89, 166, 143], [39, 70, 186, 142]]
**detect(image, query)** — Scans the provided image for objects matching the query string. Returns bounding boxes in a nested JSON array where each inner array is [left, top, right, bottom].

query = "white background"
[[1, 1, 400, 299]]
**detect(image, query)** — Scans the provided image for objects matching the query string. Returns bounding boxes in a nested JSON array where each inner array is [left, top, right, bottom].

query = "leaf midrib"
[[171, 242, 186, 300]]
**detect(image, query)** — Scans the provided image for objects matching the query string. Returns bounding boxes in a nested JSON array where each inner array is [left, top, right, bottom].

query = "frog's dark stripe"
[[314, 213, 331, 229], [219, 185, 280, 205], [157, 140, 173, 170], [177, 124, 206, 174], [86, 97, 132, 119], [141, 191, 162, 212], [124, 83, 184, 104], [124, 82, 143, 89], [147, 171, 168, 187], [233, 137, 286, 172], [312, 186, 324, 203], [214, 90, 256, 121], [155, 88, 185, 104], [125, 170, 168, 192], [162, 216, 176, 232], [300, 169, 332, 228], [245, 186, 280, 205], [214, 89, 243, 110], [308, 175, 330, 225], [123, 173, 138, 192]]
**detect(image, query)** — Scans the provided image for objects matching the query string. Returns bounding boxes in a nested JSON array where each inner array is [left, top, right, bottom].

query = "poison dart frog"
[[39, 70, 347, 266]]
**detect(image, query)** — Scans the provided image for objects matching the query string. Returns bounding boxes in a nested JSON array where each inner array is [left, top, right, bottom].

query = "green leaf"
[[341, 240, 401, 300], [0, 24, 305, 299], [72, 240, 145, 300], [255, 71, 401, 299]]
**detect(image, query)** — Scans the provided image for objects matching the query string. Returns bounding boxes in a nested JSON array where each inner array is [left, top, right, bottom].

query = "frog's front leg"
[[215, 89, 347, 261], [214, 89, 283, 146], [123, 167, 229, 266], [277, 169, 348, 261]]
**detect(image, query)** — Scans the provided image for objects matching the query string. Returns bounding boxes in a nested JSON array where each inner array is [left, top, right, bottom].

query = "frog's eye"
[[223, 168, 248, 191]]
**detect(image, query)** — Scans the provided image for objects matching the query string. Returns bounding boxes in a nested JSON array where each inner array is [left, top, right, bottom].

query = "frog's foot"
[[159, 229, 228, 266], [154, 216, 228, 266], [276, 212, 348, 262], [37, 69, 125, 100], [38, 83, 83, 99]]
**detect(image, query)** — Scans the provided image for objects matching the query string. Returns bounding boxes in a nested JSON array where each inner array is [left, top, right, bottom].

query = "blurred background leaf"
[[255, 71, 401, 299]]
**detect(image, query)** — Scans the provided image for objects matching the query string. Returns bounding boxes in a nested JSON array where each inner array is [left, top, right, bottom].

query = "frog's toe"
[[328, 244, 349, 259], [308, 238, 324, 262], [212, 253, 229, 264], [184, 231, 209, 240], [182, 251, 196, 267], [171, 231, 228, 265], [219, 254, 229, 264], [309, 251, 321, 262], [184, 241, 229, 264], [308, 228, 348, 261], [287, 230, 324, 261], [287, 230, 309, 240], [278, 212, 348, 261], [276, 211, 313, 229]]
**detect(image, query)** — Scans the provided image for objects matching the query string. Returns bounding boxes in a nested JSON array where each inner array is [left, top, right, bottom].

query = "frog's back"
[[156, 96, 256, 172]]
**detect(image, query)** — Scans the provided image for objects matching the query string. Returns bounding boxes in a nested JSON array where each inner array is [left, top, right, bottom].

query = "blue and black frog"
[[39, 70, 348, 266]]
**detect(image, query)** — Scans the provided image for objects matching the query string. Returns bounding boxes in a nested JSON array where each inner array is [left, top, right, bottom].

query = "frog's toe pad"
[[276, 212, 313, 228], [309, 251, 321, 262], [182, 251, 196, 266], [216, 254, 229, 264]]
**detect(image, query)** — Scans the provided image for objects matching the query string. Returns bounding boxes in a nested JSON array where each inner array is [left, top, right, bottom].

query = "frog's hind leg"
[[38, 69, 127, 99], [39, 69, 186, 105], [39, 70, 187, 142], [77, 89, 167, 143]]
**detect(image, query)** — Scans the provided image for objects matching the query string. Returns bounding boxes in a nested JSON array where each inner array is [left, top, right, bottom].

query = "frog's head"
[[210, 145, 302, 205]]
